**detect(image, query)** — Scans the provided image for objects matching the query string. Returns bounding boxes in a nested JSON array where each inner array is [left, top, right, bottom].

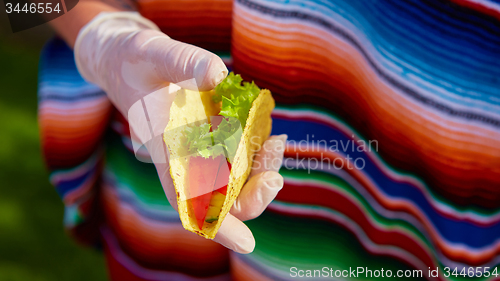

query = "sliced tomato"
[[210, 115, 224, 131], [188, 115, 234, 229], [214, 161, 231, 196], [188, 155, 224, 230]]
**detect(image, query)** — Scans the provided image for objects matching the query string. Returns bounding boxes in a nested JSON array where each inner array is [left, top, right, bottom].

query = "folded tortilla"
[[163, 88, 275, 239]]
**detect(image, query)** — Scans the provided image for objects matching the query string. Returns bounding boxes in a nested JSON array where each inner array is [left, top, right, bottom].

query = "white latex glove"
[[75, 12, 228, 118], [214, 135, 287, 253], [74, 12, 286, 254]]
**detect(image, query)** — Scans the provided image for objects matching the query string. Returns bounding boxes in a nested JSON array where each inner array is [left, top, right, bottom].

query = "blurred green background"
[[0, 12, 107, 281]]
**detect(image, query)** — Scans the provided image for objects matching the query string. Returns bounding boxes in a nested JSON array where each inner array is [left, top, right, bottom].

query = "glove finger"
[[127, 85, 178, 160], [155, 161, 178, 211], [250, 134, 287, 178], [213, 213, 255, 254], [151, 136, 178, 211], [156, 151, 256, 254], [231, 171, 284, 221], [156, 157, 256, 253], [140, 30, 228, 91]]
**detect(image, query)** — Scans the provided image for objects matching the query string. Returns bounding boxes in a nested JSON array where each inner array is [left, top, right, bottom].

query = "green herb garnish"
[[184, 117, 241, 161], [184, 73, 259, 160], [212, 72, 260, 128]]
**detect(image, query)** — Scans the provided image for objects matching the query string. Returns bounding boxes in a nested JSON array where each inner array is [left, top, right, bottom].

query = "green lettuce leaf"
[[184, 123, 213, 158], [185, 117, 242, 161], [184, 73, 259, 161], [212, 72, 260, 128], [212, 117, 242, 161]]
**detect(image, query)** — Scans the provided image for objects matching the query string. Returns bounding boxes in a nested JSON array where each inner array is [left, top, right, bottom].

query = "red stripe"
[[448, 0, 500, 20]]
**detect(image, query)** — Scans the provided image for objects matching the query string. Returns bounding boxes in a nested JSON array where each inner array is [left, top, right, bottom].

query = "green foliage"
[[0, 38, 106, 281], [212, 72, 260, 128], [185, 117, 241, 162], [184, 72, 259, 162]]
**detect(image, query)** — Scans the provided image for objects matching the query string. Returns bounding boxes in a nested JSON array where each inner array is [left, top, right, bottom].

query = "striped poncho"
[[38, 0, 500, 280]]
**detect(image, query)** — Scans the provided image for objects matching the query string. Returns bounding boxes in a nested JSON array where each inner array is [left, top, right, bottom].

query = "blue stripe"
[[38, 38, 105, 102], [271, 116, 500, 249], [242, 0, 500, 114]]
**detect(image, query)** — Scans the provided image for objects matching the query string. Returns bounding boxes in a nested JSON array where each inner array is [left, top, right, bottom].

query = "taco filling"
[[183, 73, 260, 230]]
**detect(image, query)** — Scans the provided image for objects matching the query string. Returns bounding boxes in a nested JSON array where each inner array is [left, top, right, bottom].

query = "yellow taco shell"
[[164, 88, 274, 239]]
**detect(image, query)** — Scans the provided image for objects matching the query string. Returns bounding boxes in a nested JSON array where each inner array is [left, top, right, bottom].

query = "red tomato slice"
[[188, 155, 224, 230], [210, 115, 224, 131], [188, 115, 234, 229], [214, 161, 231, 196]]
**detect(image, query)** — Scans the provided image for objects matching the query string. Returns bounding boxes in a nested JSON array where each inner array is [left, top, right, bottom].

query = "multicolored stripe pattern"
[[136, 0, 233, 51], [38, 36, 232, 279], [37, 0, 500, 280], [231, 0, 500, 279]]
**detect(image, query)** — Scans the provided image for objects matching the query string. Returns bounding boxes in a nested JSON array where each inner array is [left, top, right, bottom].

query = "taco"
[[163, 73, 275, 239]]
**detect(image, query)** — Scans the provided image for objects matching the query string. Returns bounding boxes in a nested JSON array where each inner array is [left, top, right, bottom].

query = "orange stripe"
[[286, 147, 500, 264], [102, 184, 229, 276], [230, 254, 274, 281], [232, 6, 500, 205], [138, 0, 232, 50]]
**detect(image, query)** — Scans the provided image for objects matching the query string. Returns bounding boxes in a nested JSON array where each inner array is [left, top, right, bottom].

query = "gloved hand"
[[214, 134, 287, 253], [74, 11, 286, 254], [74, 12, 227, 118]]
